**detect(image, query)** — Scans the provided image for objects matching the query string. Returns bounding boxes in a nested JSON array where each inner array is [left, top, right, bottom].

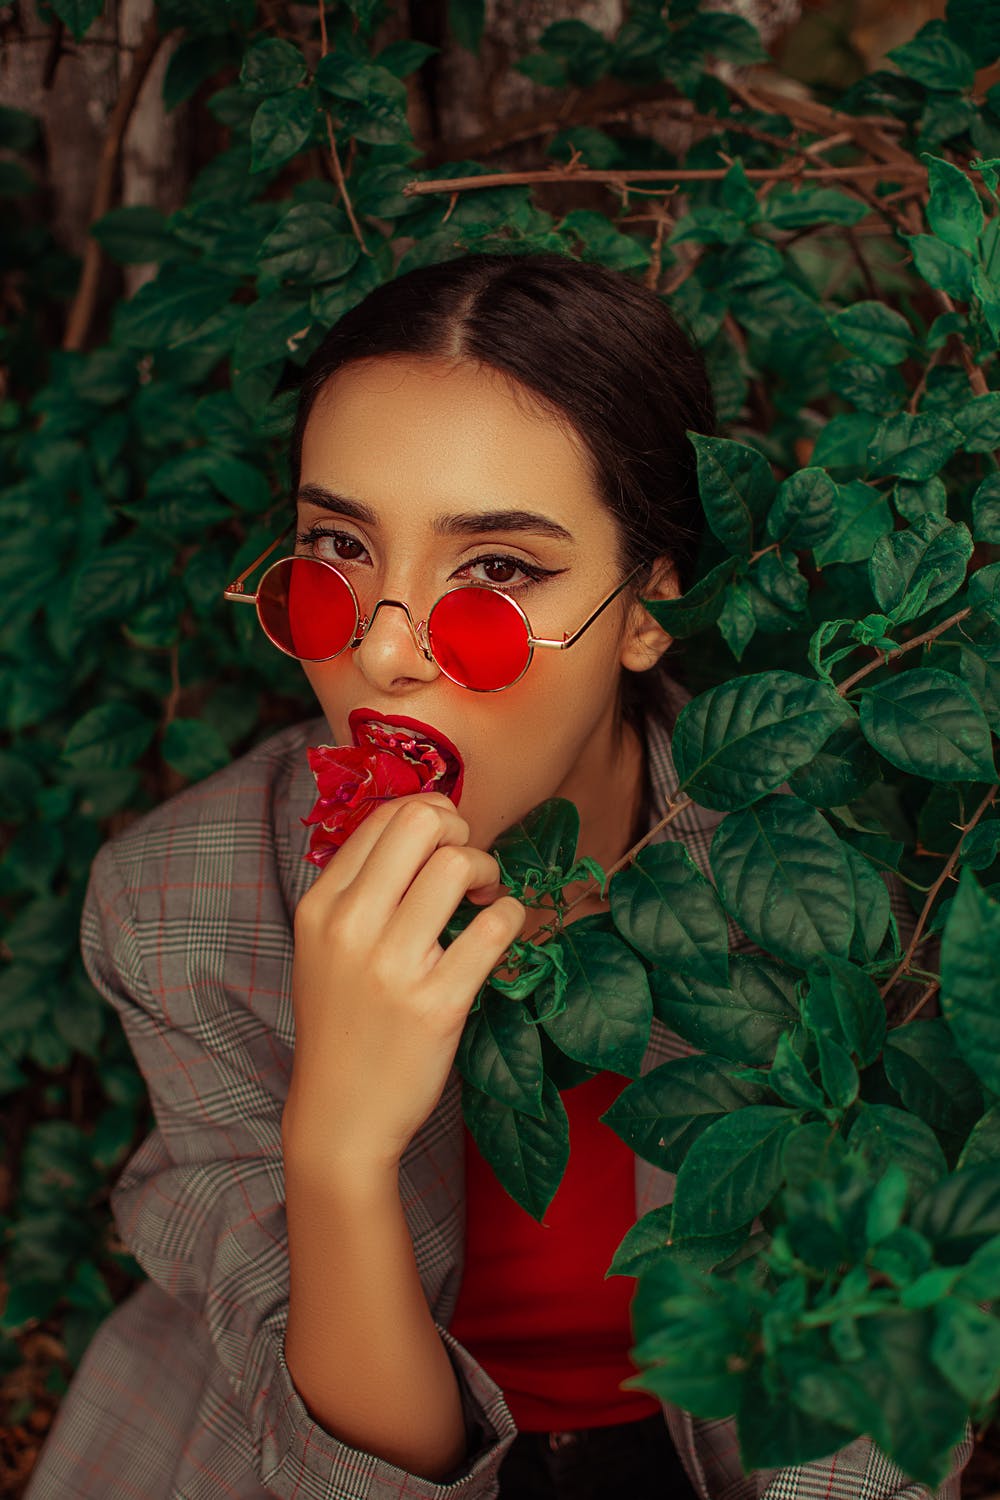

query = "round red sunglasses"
[[224, 524, 644, 694]]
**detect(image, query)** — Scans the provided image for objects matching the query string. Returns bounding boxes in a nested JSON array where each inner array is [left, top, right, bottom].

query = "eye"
[[458, 554, 551, 589], [297, 525, 369, 565]]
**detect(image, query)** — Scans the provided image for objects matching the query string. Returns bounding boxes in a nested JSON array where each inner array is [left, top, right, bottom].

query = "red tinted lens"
[[257, 558, 357, 661], [428, 587, 530, 691]]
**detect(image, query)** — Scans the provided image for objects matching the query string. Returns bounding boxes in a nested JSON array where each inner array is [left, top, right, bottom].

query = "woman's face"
[[295, 355, 674, 856]]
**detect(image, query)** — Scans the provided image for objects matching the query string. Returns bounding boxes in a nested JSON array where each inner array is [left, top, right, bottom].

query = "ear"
[[619, 555, 681, 673]]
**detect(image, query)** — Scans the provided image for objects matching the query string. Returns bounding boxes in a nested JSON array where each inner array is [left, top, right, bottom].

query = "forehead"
[[299, 355, 613, 539]]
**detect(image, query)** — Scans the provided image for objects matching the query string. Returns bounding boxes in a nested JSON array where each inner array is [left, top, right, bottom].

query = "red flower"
[[302, 744, 434, 868]]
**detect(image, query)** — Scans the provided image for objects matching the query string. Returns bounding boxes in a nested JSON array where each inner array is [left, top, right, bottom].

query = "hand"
[[282, 792, 525, 1176]]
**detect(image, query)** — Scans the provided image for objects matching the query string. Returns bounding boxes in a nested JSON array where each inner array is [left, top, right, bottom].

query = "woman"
[[26, 253, 966, 1500]]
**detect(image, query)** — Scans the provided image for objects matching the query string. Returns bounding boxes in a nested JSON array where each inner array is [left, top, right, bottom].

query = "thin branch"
[[317, 0, 369, 256], [897, 978, 941, 1027], [403, 161, 925, 198], [835, 607, 972, 696], [62, 12, 162, 352], [880, 784, 999, 1005], [557, 793, 695, 920], [323, 113, 370, 254]]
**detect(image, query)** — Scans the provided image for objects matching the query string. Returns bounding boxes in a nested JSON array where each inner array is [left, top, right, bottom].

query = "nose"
[[353, 597, 441, 691]]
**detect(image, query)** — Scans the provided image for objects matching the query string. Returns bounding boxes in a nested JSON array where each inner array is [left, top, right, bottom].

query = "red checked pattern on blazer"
[[26, 687, 971, 1500]]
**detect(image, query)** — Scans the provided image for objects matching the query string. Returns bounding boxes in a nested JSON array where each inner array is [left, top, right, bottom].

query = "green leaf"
[[849, 1106, 948, 1196], [884, 1018, 983, 1139], [710, 796, 856, 968], [911, 1165, 1000, 1263], [232, 291, 313, 374], [541, 929, 651, 1077], [449, 0, 485, 53], [257, 204, 359, 286], [765, 468, 839, 550], [240, 38, 307, 95], [845, 846, 894, 965], [893, 477, 947, 523], [651, 957, 799, 1068], [940, 870, 1000, 1094], [456, 985, 544, 1117], [114, 264, 239, 350], [812, 480, 894, 567], [858, 668, 996, 782], [681, 10, 767, 65], [952, 1231, 1000, 1299], [801, 957, 885, 1067], [250, 88, 317, 174], [48, 0, 103, 41], [375, 39, 439, 76], [607, 1208, 744, 1278], [791, 1308, 968, 1491], [688, 432, 774, 556], [62, 703, 157, 770], [91, 206, 176, 265], [787, 720, 880, 809], [959, 1106, 1000, 1170], [639, 556, 738, 638], [867, 412, 962, 479], [816, 1033, 859, 1109], [69, 540, 173, 627], [924, 152, 985, 251], [955, 392, 1000, 453], [866, 1164, 910, 1245], [672, 1105, 800, 1235], [830, 302, 914, 366], [761, 187, 868, 230], [629, 1258, 756, 1417], [461, 1074, 569, 1221], [601, 1054, 765, 1172], [933, 1301, 1000, 1406], [769, 1033, 824, 1110], [903, 233, 974, 300], [829, 359, 908, 417], [161, 719, 231, 782], [163, 34, 240, 111], [609, 842, 729, 984], [672, 671, 851, 812], [973, 475, 1000, 544], [870, 517, 973, 624], [890, 23, 976, 92]]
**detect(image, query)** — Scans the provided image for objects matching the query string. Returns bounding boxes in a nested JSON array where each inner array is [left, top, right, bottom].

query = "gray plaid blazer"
[[27, 703, 970, 1500]]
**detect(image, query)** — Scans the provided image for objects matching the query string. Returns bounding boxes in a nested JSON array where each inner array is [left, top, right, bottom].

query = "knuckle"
[[395, 798, 443, 837], [433, 844, 476, 880]]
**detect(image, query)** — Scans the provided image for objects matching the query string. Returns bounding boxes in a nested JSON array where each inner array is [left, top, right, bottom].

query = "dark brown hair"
[[289, 250, 716, 733]]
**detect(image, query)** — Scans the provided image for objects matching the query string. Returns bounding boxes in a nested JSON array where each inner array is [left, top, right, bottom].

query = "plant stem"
[[880, 783, 999, 1005], [317, 0, 368, 255], [403, 162, 924, 198], [564, 793, 696, 912], [63, 12, 162, 352], [835, 607, 972, 696]]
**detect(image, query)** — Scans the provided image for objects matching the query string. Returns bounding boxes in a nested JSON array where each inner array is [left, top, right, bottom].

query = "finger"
[[312, 792, 462, 892], [386, 844, 506, 963], [434, 896, 527, 1007], [333, 798, 473, 924]]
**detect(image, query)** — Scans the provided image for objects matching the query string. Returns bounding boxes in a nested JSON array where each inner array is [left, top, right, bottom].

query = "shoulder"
[[88, 715, 327, 919]]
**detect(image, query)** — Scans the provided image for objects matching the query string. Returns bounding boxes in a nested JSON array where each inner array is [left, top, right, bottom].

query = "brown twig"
[[403, 161, 925, 198], [897, 977, 941, 1027], [880, 785, 999, 1005], [835, 607, 973, 697], [62, 12, 162, 352], [560, 793, 696, 919], [317, 0, 369, 255]]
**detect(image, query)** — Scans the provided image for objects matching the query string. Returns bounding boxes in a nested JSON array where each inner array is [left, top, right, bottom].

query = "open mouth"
[[348, 708, 464, 805]]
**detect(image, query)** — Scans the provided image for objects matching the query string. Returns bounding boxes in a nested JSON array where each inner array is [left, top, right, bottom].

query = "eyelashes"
[[294, 523, 557, 591]]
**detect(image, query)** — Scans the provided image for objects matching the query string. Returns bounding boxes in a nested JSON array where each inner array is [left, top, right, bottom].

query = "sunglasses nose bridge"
[[357, 596, 434, 663]]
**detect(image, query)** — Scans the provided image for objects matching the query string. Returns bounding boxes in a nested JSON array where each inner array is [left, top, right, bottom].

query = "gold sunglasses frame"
[[224, 522, 645, 693]]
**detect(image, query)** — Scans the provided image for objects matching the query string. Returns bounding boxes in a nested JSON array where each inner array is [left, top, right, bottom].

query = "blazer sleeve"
[[754, 1429, 973, 1500], [81, 840, 517, 1500]]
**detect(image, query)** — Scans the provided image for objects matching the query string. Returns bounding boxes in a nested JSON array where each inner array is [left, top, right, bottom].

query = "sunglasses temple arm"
[[223, 521, 297, 601], [531, 564, 646, 650]]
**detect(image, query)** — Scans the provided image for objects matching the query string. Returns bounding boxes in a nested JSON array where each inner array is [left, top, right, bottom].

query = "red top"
[[448, 1069, 662, 1432]]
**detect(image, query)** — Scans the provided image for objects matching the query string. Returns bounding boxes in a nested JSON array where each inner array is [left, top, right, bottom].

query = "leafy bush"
[[2, 0, 1000, 1486]]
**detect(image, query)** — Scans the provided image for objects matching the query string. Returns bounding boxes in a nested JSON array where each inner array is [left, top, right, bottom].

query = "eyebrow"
[[296, 483, 575, 543]]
